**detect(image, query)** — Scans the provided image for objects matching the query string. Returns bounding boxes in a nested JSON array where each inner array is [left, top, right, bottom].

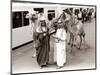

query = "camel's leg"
[[70, 40, 73, 53], [73, 36, 77, 47], [70, 35, 74, 53], [78, 35, 82, 49], [83, 33, 85, 44], [68, 33, 72, 45], [71, 44, 73, 53]]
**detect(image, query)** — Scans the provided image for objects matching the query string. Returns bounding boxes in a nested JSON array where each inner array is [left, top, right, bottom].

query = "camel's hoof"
[[77, 47, 81, 50], [40, 67, 43, 69], [56, 66, 63, 69], [68, 42, 71, 45], [70, 50, 73, 53]]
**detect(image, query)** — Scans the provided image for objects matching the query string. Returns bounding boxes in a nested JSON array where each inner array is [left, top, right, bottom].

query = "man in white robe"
[[54, 20, 67, 69]]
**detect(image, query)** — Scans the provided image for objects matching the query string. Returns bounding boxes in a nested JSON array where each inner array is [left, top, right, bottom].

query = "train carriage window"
[[74, 9, 79, 15], [23, 11, 29, 26], [12, 11, 29, 29], [12, 12, 22, 28], [48, 10, 55, 21], [34, 8, 44, 13], [69, 8, 73, 13]]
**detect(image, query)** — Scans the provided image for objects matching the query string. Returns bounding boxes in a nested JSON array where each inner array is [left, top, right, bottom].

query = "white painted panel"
[[12, 26, 33, 48]]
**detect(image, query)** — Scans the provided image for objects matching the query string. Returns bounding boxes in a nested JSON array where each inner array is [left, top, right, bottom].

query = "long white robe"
[[54, 28, 67, 67]]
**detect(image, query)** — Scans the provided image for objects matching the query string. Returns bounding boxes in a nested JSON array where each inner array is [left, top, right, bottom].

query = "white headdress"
[[39, 16, 46, 21]]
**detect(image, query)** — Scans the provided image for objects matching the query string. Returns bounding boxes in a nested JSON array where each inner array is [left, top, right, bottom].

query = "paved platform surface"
[[12, 19, 96, 74]]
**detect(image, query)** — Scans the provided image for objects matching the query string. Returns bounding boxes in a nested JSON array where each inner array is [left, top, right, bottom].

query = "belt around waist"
[[55, 38, 66, 43]]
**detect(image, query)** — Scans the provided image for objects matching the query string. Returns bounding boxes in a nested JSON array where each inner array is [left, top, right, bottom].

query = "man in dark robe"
[[35, 16, 50, 68]]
